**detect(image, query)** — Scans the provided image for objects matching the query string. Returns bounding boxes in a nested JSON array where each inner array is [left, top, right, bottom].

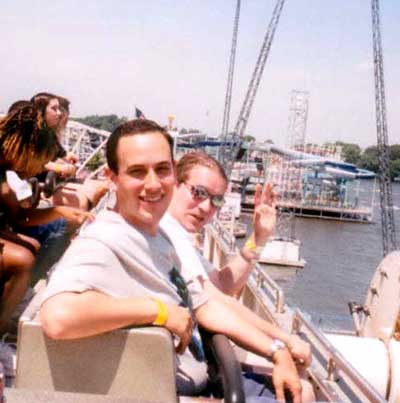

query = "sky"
[[0, 0, 399, 148]]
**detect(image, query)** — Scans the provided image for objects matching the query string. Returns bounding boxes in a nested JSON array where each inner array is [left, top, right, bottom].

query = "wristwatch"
[[268, 339, 286, 359]]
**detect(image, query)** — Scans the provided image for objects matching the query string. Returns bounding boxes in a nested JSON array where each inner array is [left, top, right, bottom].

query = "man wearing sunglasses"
[[163, 150, 277, 296], [161, 151, 315, 402]]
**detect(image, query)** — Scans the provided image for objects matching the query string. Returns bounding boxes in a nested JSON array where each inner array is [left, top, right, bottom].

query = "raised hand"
[[253, 182, 277, 246]]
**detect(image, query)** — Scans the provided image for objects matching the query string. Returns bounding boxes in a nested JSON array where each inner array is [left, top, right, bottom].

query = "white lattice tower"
[[286, 90, 309, 150]]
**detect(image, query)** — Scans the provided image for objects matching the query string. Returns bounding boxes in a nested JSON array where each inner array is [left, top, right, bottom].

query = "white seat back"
[[325, 334, 389, 398], [361, 251, 400, 342], [388, 338, 400, 402], [16, 282, 178, 402]]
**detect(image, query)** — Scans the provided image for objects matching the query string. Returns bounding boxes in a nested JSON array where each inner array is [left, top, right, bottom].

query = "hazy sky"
[[1, 1, 399, 147]]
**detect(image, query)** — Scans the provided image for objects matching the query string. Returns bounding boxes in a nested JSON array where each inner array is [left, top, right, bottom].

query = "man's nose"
[[198, 197, 213, 213], [144, 170, 161, 188]]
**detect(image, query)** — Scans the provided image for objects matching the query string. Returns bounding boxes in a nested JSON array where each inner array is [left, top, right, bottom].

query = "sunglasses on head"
[[184, 183, 225, 208]]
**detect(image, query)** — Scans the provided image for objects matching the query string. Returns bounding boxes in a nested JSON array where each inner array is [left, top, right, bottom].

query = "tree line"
[[336, 142, 400, 180], [73, 114, 128, 132], [72, 115, 400, 180]]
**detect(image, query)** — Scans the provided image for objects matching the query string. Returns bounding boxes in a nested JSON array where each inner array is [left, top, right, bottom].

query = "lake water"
[[245, 180, 400, 330]]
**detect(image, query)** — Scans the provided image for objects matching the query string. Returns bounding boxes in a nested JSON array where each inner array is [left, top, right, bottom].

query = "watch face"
[[269, 339, 286, 357]]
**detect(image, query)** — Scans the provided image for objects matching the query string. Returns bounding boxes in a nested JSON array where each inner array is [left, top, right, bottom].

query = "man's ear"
[[105, 166, 117, 190], [172, 160, 178, 185]]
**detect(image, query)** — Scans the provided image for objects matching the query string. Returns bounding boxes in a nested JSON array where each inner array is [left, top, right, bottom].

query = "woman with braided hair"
[[0, 102, 92, 333], [0, 102, 62, 333]]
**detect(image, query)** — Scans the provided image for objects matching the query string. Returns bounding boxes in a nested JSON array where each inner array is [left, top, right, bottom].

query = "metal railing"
[[251, 264, 285, 314], [206, 220, 387, 403], [292, 309, 387, 403]]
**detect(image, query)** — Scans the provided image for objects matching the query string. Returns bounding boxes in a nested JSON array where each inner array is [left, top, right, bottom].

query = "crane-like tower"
[[221, 0, 241, 141], [220, 0, 286, 174], [371, 0, 397, 255]]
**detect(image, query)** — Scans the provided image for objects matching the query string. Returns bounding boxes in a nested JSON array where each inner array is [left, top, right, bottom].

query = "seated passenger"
[[30, 93, 109, 211], [167, 151, 276, 297], [162, 151, 314, 401], [5, 99, 93, 245], [0, 103, 63, 333], [41, 119, 324, 403]]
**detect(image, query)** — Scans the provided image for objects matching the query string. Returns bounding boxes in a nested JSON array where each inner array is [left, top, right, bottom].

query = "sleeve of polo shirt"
[[186, 275, 209, 310], [41, 237, 122, 304]]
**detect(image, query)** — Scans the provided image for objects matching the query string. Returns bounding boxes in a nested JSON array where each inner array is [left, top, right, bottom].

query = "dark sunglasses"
[[184, 183, 225, 208]]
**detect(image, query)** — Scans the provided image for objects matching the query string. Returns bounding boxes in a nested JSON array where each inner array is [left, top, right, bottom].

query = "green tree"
[[389, 159, 400, 180], [359, 146, 379, 172], [335, 142, 361, 165], [243, 135, 256, 142], [74, 115, 127, 132], [86, 152, 106, 172], [389, 144, 400, 161]]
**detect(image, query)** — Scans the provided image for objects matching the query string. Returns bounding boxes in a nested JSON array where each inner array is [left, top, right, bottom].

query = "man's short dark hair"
[[106, 119, 174, 173]]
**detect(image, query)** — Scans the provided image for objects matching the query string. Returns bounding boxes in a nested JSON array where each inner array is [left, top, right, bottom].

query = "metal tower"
[[371, 0, 397, 255], [286, 90, 309, 150], [221, 0, 241, 141], [221, 0, 286, 175]]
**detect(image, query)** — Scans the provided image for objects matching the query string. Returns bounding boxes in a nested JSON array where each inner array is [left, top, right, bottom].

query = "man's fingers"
[[176, 339, 186, 354], [176, 328, 192, 354], [274, 383, 285, 402], [289, 384, 302, 403], [254, 183, 262, 206], [262, 182, 275, 205]]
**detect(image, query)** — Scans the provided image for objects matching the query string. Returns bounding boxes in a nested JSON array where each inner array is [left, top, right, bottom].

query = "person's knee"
[[6, 245, 36, 273]]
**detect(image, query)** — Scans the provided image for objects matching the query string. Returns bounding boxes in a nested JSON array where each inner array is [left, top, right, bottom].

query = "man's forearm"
[[40, 291, 159, 339], [18, 206, 63, 226], [211, 252, 254, 297], [203, 280, 289, 342], [195, 297, 283, 359]]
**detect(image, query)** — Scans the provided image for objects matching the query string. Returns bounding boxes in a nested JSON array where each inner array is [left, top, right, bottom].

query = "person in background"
[[51, 95, 109, 211], [8, 95, 106, 212], [168, 151, 276, 297], [161, 151, 314, 401], [6, 98, 93, 246], [0, 103, 62, 333]]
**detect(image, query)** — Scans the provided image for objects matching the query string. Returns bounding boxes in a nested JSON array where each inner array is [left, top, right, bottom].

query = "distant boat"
[[221, 220, 247, 238], [258, 237, 306, 268]]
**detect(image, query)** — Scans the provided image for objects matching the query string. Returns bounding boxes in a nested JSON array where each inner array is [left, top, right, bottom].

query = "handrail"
[[76, 137, 109, 177], [292, 309, 387, 403], [206, 219, 386, 403], [251, 264, 285, 314], [87, 162, 108, 180], [210, 219, 237, 253], [208, 220, 285, 313]]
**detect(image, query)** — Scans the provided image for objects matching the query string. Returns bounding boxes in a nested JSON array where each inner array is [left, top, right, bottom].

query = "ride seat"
[[388, 338, 400, 403], [360, 251, 400, 342], [324, 333, 389, 398], [16, 280, 177, 402], [16, 281, 245, 403]]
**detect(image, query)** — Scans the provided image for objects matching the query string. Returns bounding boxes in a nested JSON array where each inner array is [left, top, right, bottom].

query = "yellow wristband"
[[245, 238, 258, 252], [152, 299, 168, 326], [53, 163, 61, 174]]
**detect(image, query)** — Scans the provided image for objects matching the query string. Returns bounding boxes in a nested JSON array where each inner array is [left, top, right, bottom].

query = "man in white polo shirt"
[[161, 151, 314, 401]]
